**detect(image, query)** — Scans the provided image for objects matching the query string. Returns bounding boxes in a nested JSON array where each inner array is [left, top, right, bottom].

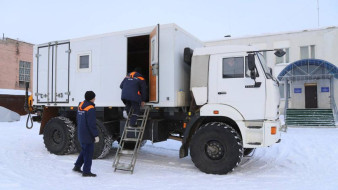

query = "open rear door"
[[149, 24, 159, 102]]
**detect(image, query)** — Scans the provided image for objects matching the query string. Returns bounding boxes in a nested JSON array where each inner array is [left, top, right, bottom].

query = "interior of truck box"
[[127, 35, 150, 90]]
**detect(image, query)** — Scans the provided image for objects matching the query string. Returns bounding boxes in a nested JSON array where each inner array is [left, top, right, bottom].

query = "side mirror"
[[247, 54, 255, 71], [184, 47, 193, 66], [274, 49, 286, 57], [247, 54, 256, 80]]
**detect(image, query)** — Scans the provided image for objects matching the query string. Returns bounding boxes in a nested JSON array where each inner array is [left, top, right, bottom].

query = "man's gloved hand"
[[95, 136, 99, 143], [141, 101, 145, 108]]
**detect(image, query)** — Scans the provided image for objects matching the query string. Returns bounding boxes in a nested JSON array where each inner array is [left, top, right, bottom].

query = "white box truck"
[[29, 24, 282, 174]]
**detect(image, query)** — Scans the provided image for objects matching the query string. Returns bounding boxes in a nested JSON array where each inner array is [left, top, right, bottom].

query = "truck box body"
[[33, 24, 203, 108]]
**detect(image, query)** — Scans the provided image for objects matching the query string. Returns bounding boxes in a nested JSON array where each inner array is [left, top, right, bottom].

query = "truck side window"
[[222, 57, 244, 78], [77, 52, 92, 72], [79, 55, 89, 69]]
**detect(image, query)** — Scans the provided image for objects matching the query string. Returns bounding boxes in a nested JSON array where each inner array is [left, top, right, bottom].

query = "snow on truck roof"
[[193, 45, 262, 56]]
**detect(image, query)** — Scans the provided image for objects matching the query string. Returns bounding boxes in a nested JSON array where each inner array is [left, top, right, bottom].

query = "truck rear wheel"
[[43, 117, 76, 155], [190, 122, 243, 174], [75, 120, 113, 159]]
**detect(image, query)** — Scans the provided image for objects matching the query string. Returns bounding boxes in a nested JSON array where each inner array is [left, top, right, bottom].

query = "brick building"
[[0, 37, 33, 115], [0, 37, 33, 91]]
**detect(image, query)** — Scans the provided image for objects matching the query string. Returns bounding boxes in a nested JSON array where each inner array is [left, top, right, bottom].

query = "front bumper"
[[243, 119, 281, 148]]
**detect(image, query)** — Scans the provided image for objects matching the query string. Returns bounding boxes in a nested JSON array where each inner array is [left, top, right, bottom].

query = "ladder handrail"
[[113, 106, 151, 173]]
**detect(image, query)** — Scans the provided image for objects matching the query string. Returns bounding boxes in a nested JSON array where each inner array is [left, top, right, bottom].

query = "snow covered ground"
[[0, 115, 338, 190]]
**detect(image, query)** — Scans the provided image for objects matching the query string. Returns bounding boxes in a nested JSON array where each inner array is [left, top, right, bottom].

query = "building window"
[[300, 45, 315, 59], [222, 57, 244, 78], [77, 52, 91, 72], [276, 48, 289, 64], [19, 61, 31, 88]]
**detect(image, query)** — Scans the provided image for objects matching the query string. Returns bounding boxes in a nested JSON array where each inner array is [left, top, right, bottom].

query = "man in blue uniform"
[[120, 68, 147, 127], [73, 91, 99, 177]]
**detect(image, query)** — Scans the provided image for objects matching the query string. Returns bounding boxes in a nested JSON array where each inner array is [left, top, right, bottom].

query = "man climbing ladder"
[[120, 68, 148, 127]]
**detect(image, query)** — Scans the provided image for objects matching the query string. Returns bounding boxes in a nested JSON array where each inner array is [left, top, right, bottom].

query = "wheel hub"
[[52, 129, 63, 144], [205, 140, 225, 160]]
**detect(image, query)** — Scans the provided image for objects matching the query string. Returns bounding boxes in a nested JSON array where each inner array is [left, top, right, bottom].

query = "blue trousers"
[[124, 100, 140, 126], [74, 143, 94, 174]]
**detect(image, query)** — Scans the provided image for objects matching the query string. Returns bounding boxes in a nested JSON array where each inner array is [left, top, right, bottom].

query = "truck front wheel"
[[43, 117, 76, 155], [190, 122, 243, 174]]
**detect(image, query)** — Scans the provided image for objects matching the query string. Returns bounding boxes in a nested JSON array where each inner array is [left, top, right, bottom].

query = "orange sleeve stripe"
[[137, 76, 145, 80], [130, 72, 136, 78], [78, 101, 85, 111], [83, 105, 94, 111]]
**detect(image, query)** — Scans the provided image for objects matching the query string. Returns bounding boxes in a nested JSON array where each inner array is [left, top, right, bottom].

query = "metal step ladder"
[[113, 106, 150, 174]]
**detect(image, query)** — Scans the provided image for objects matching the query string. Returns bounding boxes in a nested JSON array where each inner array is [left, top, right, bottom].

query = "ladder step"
[[120, 150, 134, 155], [126, 126, 141, 130], [115, 163, 132, 171], [123, 138, 139, 142]]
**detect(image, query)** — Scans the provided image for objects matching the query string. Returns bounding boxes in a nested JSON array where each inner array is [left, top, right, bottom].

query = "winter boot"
[[72, 166, 82, 173], [82, 172, 97, 177]]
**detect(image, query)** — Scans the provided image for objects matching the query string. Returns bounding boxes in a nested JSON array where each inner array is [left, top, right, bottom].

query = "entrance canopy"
[[277, 59, 338, 81]]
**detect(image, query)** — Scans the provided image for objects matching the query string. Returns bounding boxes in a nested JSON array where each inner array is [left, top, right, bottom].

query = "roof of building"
[[207, 26, 337, 44], [0, 37, 34, 45]]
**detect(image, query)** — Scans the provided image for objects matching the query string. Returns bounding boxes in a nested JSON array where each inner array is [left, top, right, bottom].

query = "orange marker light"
[[70, 107, 74, 110], [271, 127, 277, 135], [214, 110, 219, 114], [183, 123, 187, 129]]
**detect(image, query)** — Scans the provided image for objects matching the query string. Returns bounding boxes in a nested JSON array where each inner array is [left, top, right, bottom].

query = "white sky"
[[1, 0, 337, 44]]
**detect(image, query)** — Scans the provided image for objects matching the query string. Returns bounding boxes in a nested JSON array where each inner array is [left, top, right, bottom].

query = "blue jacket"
[[77, 100, 98, 144], [120, 72, 147, 103]]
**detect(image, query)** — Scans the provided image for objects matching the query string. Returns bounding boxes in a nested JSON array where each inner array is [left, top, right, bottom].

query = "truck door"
[[53, 43, 70, 103], [213, 53, 266, 120], [36, 42, 70, 104], [149, 24, 159, 102], [36, 45, 53, 103]]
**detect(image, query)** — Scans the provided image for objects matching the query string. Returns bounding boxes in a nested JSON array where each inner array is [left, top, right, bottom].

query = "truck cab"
[[181, 45, 281, 174], [191, 45, 281, 147]]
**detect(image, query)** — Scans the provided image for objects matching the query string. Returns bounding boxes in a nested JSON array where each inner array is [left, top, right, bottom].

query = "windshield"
[[257, 53, 273, 79]]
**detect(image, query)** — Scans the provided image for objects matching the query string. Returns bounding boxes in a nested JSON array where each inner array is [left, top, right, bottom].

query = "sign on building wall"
[[294, 88, 302, 93], [321, 87, 329, 92]]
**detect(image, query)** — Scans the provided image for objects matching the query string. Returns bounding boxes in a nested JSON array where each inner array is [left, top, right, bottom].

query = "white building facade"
[[205, 27, 338, 117]]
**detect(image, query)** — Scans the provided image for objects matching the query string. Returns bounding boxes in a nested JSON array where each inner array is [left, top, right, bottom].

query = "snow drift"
[[0, 106, 20, 122]]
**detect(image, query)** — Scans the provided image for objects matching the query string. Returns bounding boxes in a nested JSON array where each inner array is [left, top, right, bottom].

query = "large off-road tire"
[[75, 120, 113, 159], [190, 122, 243, 174], [43, 116, 76, 155]]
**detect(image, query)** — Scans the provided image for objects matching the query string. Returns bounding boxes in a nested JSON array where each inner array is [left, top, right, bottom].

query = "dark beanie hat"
[[85, 91, 96, 101]]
